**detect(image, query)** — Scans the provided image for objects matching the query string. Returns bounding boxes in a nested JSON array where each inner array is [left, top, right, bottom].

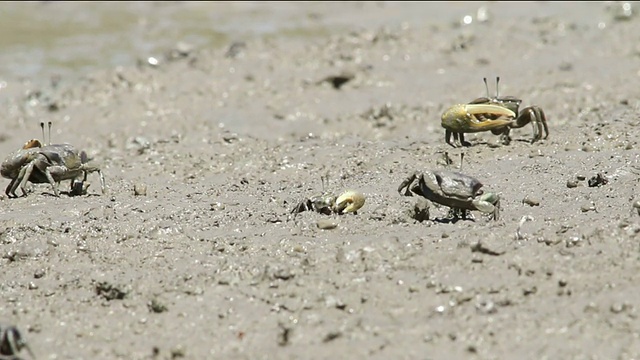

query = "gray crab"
[[398, 170, 500, 220], [1, 122, 105, 198], [0, 323, 35, 360]]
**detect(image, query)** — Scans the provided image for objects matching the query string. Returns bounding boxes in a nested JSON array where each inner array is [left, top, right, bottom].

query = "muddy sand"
[[1, 2, 639, 359]]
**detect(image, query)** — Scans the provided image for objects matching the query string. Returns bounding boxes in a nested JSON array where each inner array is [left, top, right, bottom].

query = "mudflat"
[[1, 2, 639, 359]]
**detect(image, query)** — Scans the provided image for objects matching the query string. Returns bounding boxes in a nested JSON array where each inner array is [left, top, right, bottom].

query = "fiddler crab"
[[1, 121, 105, 198], [290, 174, 366, 216], [291, 190, 366, 216], [0, 323, 35, 360], [291, 190, 365, 215], [398, 160, 500, 221], [441, 77, 549, 147]]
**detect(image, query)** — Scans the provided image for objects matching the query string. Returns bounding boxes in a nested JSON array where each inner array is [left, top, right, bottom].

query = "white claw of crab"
[[465, 103, 516, 118], [471, 192, 499, 214], [334, 190, 366, 214]]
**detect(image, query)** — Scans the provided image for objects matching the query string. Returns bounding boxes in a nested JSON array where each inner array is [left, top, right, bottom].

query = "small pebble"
[[317, 219, 338, 230], [147, 57, 159, 66], [633, 200, 640, 215], [134, 183, 147, 196], [580, 203, 596, 212], [566, 180, 579, 188], [576, 175, 586, 181], [581, 145, 595, 152], [528, 150, 543, 158], [522, 196, 540, 207], [210, 202, 225, 211], [610, 302, 630, 314], [558, 61, 573, 71]]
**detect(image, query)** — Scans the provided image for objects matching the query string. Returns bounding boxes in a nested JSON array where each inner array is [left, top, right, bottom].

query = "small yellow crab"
[[441, 77, 549, 147], [290, 190, 365, 216]]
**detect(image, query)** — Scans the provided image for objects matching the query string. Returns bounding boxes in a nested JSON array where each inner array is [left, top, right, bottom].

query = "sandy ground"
[[1, 2, 640, 359]]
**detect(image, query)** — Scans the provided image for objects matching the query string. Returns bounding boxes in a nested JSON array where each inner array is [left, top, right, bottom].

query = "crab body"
[[398, 170, 500, 220], [1, 139, 105, 198]]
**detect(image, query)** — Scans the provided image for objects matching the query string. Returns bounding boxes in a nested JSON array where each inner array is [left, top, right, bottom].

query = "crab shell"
[[424, 171, 499, 219], [312, 193, 337, 215], [422, 170, 482, 204]]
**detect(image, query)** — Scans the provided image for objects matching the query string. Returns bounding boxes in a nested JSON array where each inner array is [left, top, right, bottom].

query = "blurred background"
[[0, 2, 620, 83]]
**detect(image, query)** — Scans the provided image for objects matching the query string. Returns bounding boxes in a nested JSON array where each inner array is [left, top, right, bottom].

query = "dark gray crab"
[[0, 122, 105, 198], [0, 323, 35, 360], [398, 170, 500, 221]]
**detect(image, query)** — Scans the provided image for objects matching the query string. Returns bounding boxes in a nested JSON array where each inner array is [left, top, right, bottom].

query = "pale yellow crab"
[[441, 77, 549, 147], [291, 190, 366, 215]]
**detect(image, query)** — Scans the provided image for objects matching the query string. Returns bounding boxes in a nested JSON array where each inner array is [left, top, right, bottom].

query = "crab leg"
[[80, 164, 106, 194], [16, 159, 60, 197], [528, 106, 549, 142], [10, 162, 32, 197], [4, 178, 17, 197]]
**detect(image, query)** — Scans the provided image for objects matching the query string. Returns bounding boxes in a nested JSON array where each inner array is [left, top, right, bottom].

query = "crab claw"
[[334, 190, 366, 214], [441, 104, 515, 133], [22, 139, 42, 149]]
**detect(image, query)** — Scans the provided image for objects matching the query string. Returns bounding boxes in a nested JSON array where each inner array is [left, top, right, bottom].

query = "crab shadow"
[[37, 190, 98, 198], [466, 138, 538, 148], [431, 216, 476, 224]]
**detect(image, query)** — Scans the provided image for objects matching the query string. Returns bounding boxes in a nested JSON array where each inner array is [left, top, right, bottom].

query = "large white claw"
[[334, 190, 366, 214]]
